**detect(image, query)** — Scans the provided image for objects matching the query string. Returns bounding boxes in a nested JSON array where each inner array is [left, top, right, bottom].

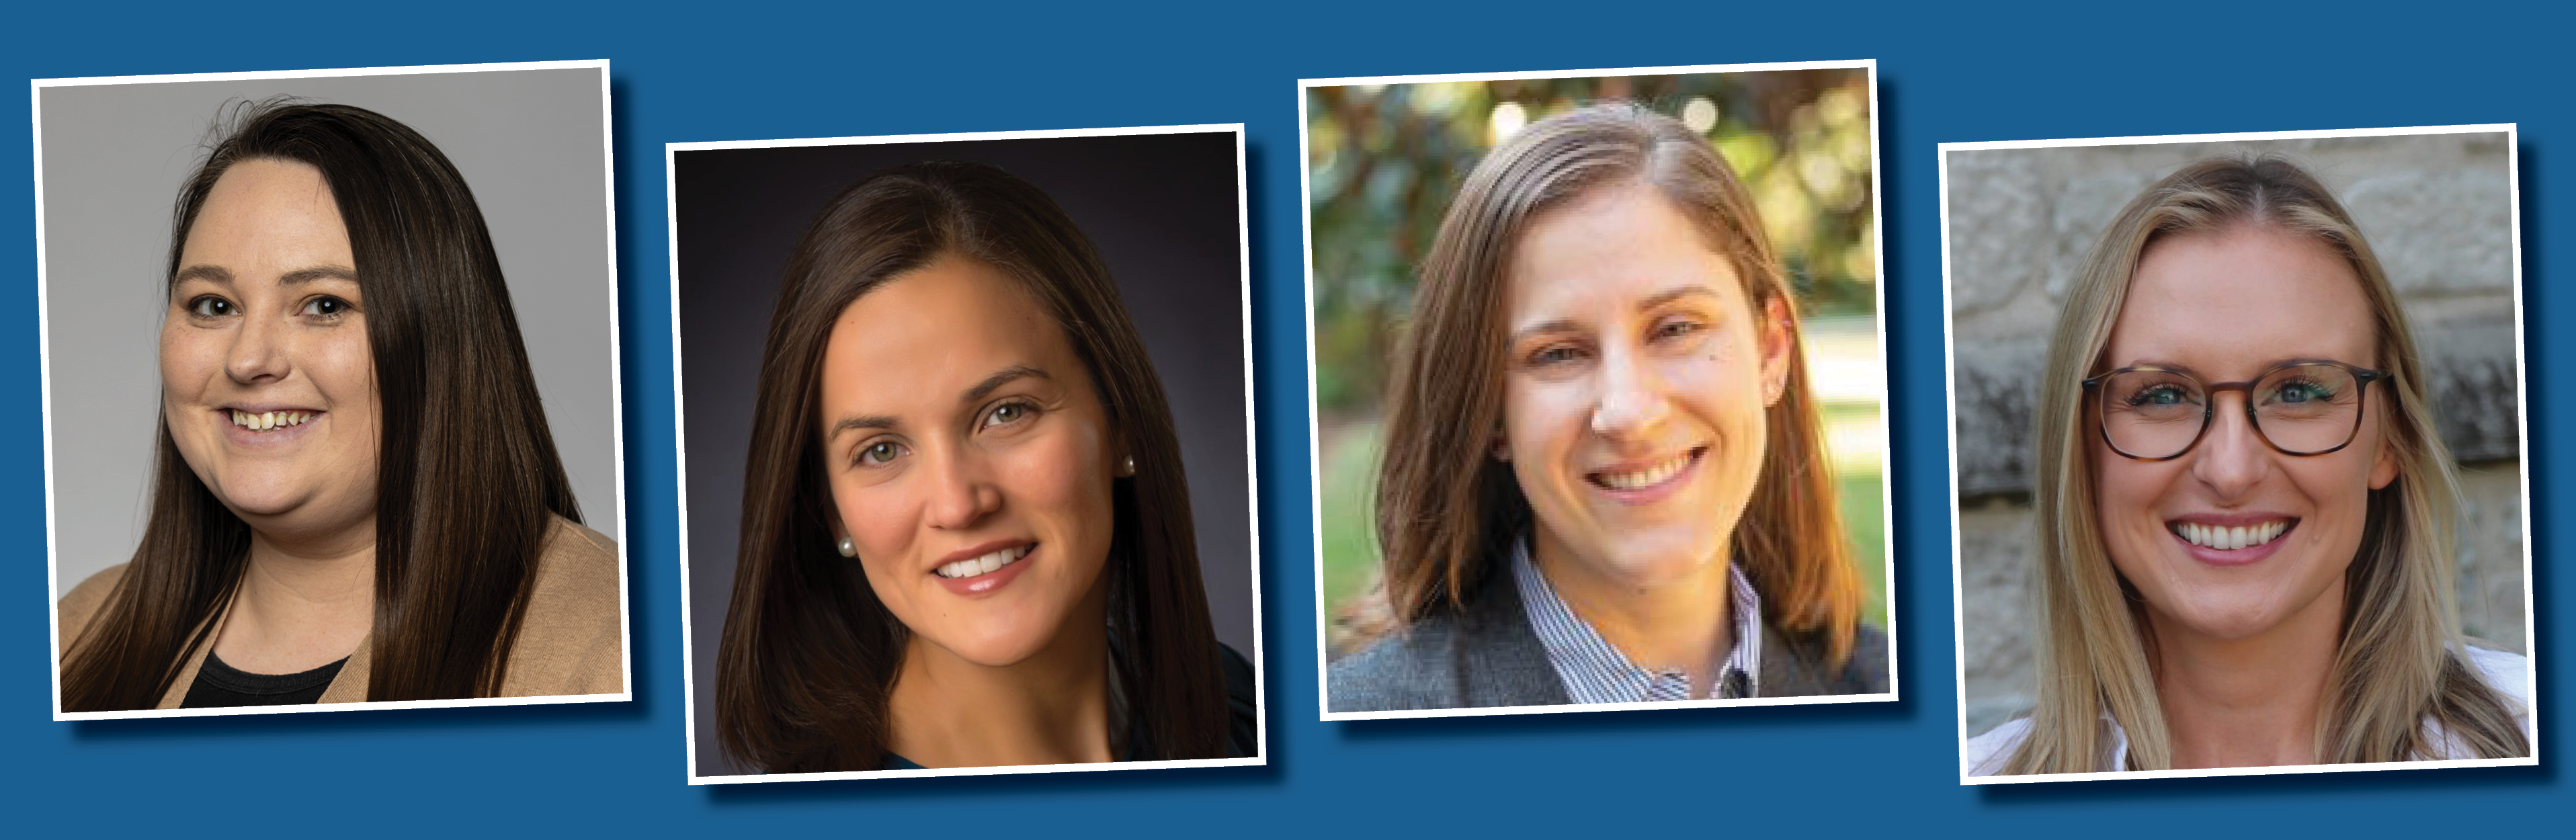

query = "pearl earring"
[[1121, 455, 1136, 476], [836, 536, 856, 558]]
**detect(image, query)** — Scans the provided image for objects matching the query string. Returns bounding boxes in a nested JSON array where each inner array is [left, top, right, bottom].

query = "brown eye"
[[187, 296, 236, 318], [301, 296, 353, 317]]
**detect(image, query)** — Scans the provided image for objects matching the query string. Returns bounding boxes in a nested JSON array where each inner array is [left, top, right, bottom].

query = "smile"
[[1587, 447, 1705, 491], [2169, 518, 2296, 551], [933, 544, 1032, 579], [230, 409, 316, 431]]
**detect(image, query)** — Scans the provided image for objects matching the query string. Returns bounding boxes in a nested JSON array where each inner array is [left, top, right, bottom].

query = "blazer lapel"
[[1455, 567, 1572, 708]]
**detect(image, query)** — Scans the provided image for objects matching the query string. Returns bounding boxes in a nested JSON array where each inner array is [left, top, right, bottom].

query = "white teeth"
[[1594, 451, 1696, 491], [231, 410, 314, 431], [934, 544, 1034, 579], [2175, 519, 2288, 550]]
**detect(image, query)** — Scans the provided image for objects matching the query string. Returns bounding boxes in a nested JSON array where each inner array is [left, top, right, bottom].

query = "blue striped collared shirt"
[[1511, 538, 1763, 702]]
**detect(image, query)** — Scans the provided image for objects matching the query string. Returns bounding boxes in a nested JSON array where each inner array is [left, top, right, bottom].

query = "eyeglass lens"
[[2098, 364, 2364, 458]]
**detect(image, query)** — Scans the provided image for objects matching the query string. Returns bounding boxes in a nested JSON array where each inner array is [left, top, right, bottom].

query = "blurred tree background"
[[1308, 69, 1888, 649]]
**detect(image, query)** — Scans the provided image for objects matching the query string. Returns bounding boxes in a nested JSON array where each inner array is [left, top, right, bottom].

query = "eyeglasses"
[[2081, 361, 2386, 460]]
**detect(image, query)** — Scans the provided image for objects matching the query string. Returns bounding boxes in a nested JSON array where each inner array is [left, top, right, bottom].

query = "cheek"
[[158, 322, 218, 398], [1501, 379, 1583, 460]]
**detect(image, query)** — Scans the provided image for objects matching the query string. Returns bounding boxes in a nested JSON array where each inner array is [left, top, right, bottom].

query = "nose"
[[225, 311, 292, 384], [2188, 392, 2268, 499], [922, 443, 1002, 531], [1589, 344, 1669, 442]]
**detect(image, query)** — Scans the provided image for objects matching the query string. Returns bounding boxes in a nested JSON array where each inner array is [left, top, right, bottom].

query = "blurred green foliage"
[[1306, 69, 1879, 417]]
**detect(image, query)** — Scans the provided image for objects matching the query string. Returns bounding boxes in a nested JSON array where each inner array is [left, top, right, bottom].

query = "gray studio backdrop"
[[1946, 132, 2528, 737], [40, 67, 624, 596], [673, 131, 1256, 776]]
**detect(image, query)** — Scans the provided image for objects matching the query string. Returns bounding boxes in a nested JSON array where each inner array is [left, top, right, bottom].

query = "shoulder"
[[56, 564, 131, 659], [501, 515, 626, 697], [1325, 613, 1466, 714], [2464, 645, 2530, 711], [1962, 717, 2034, 778], [1760, 622, 1891, 698], [1218, 642, 1258, 758]]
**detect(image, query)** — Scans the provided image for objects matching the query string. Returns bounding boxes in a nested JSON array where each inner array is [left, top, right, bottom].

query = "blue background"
[[5, 0, 2565, 833]]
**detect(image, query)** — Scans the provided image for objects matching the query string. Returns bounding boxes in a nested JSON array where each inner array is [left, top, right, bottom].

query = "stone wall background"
[[1946, 134, 2532, 737]]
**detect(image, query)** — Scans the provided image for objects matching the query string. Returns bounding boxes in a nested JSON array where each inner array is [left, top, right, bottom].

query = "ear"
[[1490, 429, 1511, 462], [2368, 431, 2400, 491], [1758, 295, 1793, 408]]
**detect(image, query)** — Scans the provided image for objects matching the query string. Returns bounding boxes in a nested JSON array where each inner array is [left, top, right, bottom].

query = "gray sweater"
[[1328, 564, 1889, 713]]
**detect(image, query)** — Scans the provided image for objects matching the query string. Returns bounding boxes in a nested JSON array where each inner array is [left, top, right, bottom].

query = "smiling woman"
[[714, 161, 1253, 773], [1963, 155, 2532, 775], [1326, 103, 1888, 714], [54, 101, 621, 712]]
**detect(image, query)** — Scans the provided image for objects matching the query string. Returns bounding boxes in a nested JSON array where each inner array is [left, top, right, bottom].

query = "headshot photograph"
[[1302, 62, 1895, 719], [1942, 126, 2537, 782], [669, 126, 1262, 781], [37, 62, 629, 718]]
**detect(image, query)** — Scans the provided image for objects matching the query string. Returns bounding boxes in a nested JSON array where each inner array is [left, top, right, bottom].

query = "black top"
[[180, 651, 351, 708], [882, 642, 1259, 770]]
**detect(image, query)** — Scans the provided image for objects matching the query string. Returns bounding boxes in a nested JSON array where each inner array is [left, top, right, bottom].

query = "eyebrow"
[[825, 365, 1052, 439], [171, 264, 358, 286], [1509, 284, 1723, 343]]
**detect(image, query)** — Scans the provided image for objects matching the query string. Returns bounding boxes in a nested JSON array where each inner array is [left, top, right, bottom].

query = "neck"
[[885, 580, 1116, 769], [1532, 531, 1733, 694], [2149, 578, 2347, 770], [213, 517, 378, 675]]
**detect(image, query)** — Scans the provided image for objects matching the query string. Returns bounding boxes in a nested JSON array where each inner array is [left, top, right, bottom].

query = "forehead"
[[819, 254, 1080, 410], [2106, 225, 2377, 376], [1502, 183, 1745, 327], [181, 159, 348, 263]]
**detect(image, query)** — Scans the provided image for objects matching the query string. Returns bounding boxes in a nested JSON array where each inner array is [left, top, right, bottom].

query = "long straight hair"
[[60, 100, 581, 710], [715, 161, 1228, 772], [2007, 155, 2527, 773], [1372, 103, 1864, 664]]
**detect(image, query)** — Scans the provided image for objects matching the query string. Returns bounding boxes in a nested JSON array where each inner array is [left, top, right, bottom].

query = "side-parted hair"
[[1372, 102, 1865, 665], [715, 161, 1227, 772], [61, 99, 581, 710], [2007, 155, 2528, 773]]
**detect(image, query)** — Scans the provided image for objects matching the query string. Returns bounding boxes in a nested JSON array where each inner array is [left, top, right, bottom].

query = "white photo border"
[[34, 58, 632, 722], [1297, 59, 1899, 723], [665, 123, 1267, 784], [1938, 122, 2541, 785]]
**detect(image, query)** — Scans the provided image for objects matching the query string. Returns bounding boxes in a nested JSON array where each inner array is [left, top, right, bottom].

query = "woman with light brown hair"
[[1964, 155, 2530, 775], [1327, 103, 1886, 712]]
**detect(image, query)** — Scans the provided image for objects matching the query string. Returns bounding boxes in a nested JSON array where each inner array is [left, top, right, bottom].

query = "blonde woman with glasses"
[[1964, 156, 2530, 775]]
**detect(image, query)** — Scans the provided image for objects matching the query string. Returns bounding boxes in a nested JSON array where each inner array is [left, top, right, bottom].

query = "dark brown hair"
[[1373, 102, 1865, 663], [715, 160, 1227, 771], [60, 99, 581, 710]]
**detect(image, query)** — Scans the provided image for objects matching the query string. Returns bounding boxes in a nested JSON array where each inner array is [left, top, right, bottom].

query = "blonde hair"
[[2005, 155, 2527, 773]]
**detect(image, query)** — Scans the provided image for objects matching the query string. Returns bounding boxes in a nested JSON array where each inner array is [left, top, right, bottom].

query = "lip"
[[2165, 513, 2299, 566], [931, 540, 1037, 597], [216, 406, 324, 448], [1582, 446, 1706, 506]]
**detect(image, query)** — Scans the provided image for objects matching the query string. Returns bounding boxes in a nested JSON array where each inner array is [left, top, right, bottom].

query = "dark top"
[[1327, 564, 1890, 713], [882, 642, 1259, 770], [181, 651, 351, 708]]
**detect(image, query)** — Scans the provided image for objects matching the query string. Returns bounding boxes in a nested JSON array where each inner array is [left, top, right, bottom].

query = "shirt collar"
[[1511, 536, 1763, 703]]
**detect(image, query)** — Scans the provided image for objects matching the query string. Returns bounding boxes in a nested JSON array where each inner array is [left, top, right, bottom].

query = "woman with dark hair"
[[714, 161, 1253, 772], [1329, 103, 1886, 712], [55, 101, 620, 711]]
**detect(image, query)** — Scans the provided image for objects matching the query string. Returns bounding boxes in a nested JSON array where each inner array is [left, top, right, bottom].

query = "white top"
[[1963, 646, 2533, 777]]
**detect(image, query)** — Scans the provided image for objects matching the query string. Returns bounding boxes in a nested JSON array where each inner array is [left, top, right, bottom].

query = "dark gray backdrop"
[[671, 130, 1255, 775], [39, 67, 624, 597]]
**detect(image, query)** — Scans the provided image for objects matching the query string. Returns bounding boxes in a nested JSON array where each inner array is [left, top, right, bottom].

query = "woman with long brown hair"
[[1964, 155, 2530, 775], [1328, 103, 1886, 712], [714, 161, 1253, 772], [56, 101, 620, 711]]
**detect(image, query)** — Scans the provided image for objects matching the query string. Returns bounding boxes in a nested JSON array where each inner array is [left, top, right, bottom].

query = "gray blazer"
[[1328, 564, 1890, 713]]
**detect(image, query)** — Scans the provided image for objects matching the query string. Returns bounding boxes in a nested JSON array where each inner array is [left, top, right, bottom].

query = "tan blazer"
[[57, 514, 626, 708]]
